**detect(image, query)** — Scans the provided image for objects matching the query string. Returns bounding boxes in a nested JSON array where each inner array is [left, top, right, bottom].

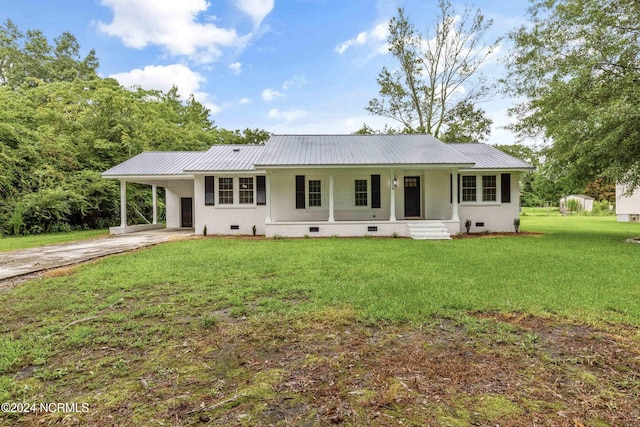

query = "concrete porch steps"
[[407, 222, 451, 240]]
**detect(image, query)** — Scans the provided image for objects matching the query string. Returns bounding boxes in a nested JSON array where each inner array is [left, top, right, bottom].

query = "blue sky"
[[1, 0, 532, 145]]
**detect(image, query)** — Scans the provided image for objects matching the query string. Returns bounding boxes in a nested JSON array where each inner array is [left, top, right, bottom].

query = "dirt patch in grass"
[[4, 309, 639, 426]]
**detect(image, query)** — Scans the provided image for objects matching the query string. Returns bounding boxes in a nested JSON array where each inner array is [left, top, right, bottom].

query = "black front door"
[[181, 197, 193, 228], [404, 176, 421, 217]]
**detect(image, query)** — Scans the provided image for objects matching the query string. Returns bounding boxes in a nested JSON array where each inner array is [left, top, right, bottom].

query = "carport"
[[102, 151, 201, 234]]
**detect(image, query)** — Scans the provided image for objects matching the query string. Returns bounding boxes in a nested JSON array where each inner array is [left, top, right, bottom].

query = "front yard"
[[0, 216, 639, 425]]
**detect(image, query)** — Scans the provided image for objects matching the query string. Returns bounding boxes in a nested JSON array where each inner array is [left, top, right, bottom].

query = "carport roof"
[[102, 151, 203, 177]]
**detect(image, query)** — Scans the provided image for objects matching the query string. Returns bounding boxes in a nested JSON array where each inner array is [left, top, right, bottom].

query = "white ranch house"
[[102, 135, 533, 239]]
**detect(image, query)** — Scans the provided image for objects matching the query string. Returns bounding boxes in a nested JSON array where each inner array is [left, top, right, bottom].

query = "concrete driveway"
[[0, 229, 194, 282]]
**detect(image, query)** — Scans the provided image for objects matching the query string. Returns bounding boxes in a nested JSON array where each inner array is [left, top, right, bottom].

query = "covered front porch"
[[262, 167, 463, 239]]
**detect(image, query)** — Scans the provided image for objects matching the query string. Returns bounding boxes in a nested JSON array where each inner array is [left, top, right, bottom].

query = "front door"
[[404, 176, 421, 217], [181, 197, 193, 228]]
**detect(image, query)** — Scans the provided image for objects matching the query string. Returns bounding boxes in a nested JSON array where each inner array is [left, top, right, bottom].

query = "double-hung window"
[[355, 179, 368, 206], [218, 177, 233, 204], [308, 180, 322, 207], [462, 176, 477, 202], [239, 177, 254, 204], [482, 176, 497, 202]]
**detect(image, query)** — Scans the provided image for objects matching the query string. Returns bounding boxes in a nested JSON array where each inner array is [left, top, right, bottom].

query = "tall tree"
[[504, 0, 640, 189], [365, 2, 500, 139], [0, 20, 98, 87]]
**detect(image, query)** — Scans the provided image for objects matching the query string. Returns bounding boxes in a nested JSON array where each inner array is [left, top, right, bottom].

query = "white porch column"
[[152, 184, 158, 224], [120, 179, 127, 228], [451, 169, 459, 221], [328, 174, 335, 222], [265, 172, 272, 223], [389, 170, 396, 221]]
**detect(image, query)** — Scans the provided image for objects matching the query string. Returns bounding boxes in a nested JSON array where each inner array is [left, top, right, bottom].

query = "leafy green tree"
[[0, 21, 271, 235], [504, 0, 640, 189], [366, 2, 500, 139], [0, 20, 98, 87], [438, 101, 493, 142]]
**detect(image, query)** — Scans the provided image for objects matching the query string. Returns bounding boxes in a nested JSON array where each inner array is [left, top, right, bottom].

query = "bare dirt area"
[[12, 309, 639, 426]]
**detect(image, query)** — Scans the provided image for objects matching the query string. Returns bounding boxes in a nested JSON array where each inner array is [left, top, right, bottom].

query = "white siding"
[[424, 171, 452, 220], [616, 184, 640, 222]]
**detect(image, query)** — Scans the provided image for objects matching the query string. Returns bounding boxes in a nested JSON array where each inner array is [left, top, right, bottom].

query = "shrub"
[[565, 198, 582, 214]]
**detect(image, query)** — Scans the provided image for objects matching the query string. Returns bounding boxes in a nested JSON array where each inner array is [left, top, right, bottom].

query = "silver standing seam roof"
[[102, 136, 534, 177], [448, 143, 535, 170], [254, 134, 475, 167], [101, 151, 203, 177], [184, 144, 266, 172]]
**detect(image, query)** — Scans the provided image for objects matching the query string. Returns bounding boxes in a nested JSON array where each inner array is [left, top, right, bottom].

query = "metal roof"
[[102, 151, 203, 177], [447, 143, 534, 170], [254, 134, 475, 167], [184, 144, 266, 172], [102, 137, 534, 178]]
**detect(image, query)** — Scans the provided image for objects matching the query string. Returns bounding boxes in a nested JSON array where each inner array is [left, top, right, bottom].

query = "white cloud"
[[261, 88, 284, 101], [235, 0, 274, 27], [229, 62, 242, 75], [267, 108, 308, 121], [239, 97, 251, 104], [335, 22, 389, 55], [110, 64, 222, 113], [97, 0, 251, 63], [282, 75, 308, 90]]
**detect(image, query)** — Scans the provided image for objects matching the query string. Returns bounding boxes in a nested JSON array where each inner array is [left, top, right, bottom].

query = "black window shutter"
[[450, 174, 452, 204], [371, 175, 381, 208], [205, 176, 215, 205], [256, 176, 266, 205], [295, 175, 305, 209], [457, 174, 461, 203], [501, 173, 511, 203]]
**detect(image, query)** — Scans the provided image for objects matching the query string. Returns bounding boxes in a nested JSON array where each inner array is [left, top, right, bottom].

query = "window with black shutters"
[[482, 175, 497, 202], [239, 177, 254, 204], [218, 177, 233, 204], [355, 179, 368, 206], [205, 176, 215, 205], [308, 180, 322, 207]]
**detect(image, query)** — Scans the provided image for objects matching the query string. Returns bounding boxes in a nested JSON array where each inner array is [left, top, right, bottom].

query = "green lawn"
[[1, 216, 639, 425], [0, 229, 108, 252]]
